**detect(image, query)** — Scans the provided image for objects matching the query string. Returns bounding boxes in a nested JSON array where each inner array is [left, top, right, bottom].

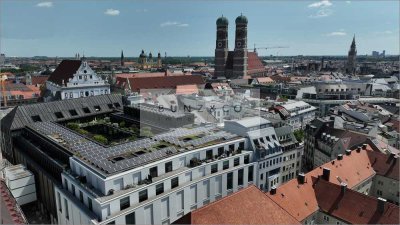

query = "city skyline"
[[1, 0, 399, 57]]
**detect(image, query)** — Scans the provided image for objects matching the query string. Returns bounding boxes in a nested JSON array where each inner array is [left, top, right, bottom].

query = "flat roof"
[[28, 122, 239, 177]]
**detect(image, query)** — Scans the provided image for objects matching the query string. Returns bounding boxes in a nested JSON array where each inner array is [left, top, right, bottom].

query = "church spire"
[[121, 50, 124, 66]]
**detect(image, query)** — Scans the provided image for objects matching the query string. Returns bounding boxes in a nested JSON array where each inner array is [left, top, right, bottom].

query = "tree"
[[293, 129, 305, 142], [140, 126, 153, 137], [66, 122, 80, 130], [93, 135, 108, 145]]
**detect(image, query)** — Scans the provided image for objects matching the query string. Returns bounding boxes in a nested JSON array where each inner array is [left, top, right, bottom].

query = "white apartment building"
[[46, 58, 110, 101], [273, 101, 317, 131], [45, 122, 254, 225]]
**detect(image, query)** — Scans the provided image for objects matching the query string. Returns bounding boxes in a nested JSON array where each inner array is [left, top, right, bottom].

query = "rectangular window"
[[120, 196, 130, 210], [234, 158, 240, 166], [223, 161, 229, 170], [31, 115, 42, 122], [150, 166, 158, 178], [64, 198, 69, 219], [79, 190, 83, 203], [248, 166, 254, 182], [55, 112, 64, 119], [239, 142, 244, 149], [171, 177, 179, 189], [139, 190, 148, 203], [227, 172, 233, 190], [94, 105, 101, 111], [215, 176, 222, 195], [204, 180, 210, 199], [71, 185, 75, 196], [206, 150, 213, 160], [82, 107, 91, 113], [69, 109, 78, 116], [261, 173, 263, 180], [165, 162, 172, 173], [126, 212, 135, 224], [218, 147, 224, 156], [238, 169, 244, 186], [190, 185, 197, 205], [177, 191, 184, 211], [244, 155, 249, 164], [88, 197, 92, 211], [156, 183, 164, 195], [57, 192, 62, 212], [211, 164, 218, 173]]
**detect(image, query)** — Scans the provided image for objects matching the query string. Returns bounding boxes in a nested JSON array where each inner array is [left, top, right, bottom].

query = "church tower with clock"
[[214, 15, 229, 78], [233, 14, 248, 78]]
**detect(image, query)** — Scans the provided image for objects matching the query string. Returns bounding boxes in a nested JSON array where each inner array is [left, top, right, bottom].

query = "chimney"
[[270, 186, 277, 195], [356, 146, 362, 153], [345, 149, 351, 156], [362, 144, 367, 149], [377, 197, 387, 213], [340, 182, 347, 195], [297, 173, 305, 184], [322, 168, 331, 181], [337, 154, 343, 160]]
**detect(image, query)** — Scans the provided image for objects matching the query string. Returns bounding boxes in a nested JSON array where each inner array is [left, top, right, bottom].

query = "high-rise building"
[[0, 53, 5, 66], [346, 35, 357, 74]]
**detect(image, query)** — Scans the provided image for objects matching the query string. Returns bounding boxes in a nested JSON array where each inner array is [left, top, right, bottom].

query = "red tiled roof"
[[267, 149, 376, 221], [257, 77, 274, 84], [179, 185, 300, 225], [30, 76, 49, 85], [47, 60, 81, 86], [116, 75, 204, 91], [176, 85, 199, 95], [247, 52, 265, 71], [315, 179, 399, 224], [367, 150, 399, 181]]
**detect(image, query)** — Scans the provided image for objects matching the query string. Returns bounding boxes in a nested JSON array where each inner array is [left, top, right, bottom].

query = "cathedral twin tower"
[[215, 14, 248, 79]]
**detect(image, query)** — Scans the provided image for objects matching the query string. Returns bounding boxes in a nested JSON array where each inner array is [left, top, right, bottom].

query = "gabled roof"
[[247, 52, 266, 72], [367, 150, 399, 181], [177, 185, 300, 225], [267, 149, 376, 221], [1, 94, 123, 131], [47, 60, 82, 86], [315, 179, 399, 224]]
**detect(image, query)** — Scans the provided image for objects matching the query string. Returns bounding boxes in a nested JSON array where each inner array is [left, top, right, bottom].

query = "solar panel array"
[[29, 122, 238, 176], [153, 126, 238, 148]]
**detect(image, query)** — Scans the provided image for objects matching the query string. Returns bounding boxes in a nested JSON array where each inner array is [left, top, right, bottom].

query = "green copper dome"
[[235, 14, 248, 24], [139, 50, 147, 58], [216, 16, 229, 26]]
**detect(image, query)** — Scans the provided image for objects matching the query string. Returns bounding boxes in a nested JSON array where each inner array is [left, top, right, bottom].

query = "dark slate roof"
[[47, 60, 82, 86], [1, 94, 123, 131]]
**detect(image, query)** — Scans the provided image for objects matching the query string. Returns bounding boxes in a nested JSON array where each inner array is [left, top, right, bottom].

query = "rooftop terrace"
[[28, 122, 239, 177]]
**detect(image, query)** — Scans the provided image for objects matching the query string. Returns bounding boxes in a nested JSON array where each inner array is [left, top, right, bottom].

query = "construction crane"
[[0, 73, 8, 107], [248, 44, 289, 54]]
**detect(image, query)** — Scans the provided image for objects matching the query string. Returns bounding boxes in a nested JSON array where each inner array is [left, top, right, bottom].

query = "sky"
[[1, 0, 399, 57]]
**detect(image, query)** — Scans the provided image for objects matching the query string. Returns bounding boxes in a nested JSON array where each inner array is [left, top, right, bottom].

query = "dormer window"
[[84, 75, 87, 80], [79, 76, 82, 79], [90, 75, 92, 79]]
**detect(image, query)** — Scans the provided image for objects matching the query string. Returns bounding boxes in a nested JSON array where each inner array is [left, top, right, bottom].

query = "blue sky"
[[1, 0, 399, 57]]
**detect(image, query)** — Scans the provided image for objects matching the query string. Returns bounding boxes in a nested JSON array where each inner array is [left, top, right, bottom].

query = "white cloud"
[[308, 0, 332, 8], [346, 1, 351, 4], [36, 2, 53, 8], [104, 9, 120, 16], [160, 21, 189, 27], [327, 31, 347, 36], [309, 8, 333, 18]]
